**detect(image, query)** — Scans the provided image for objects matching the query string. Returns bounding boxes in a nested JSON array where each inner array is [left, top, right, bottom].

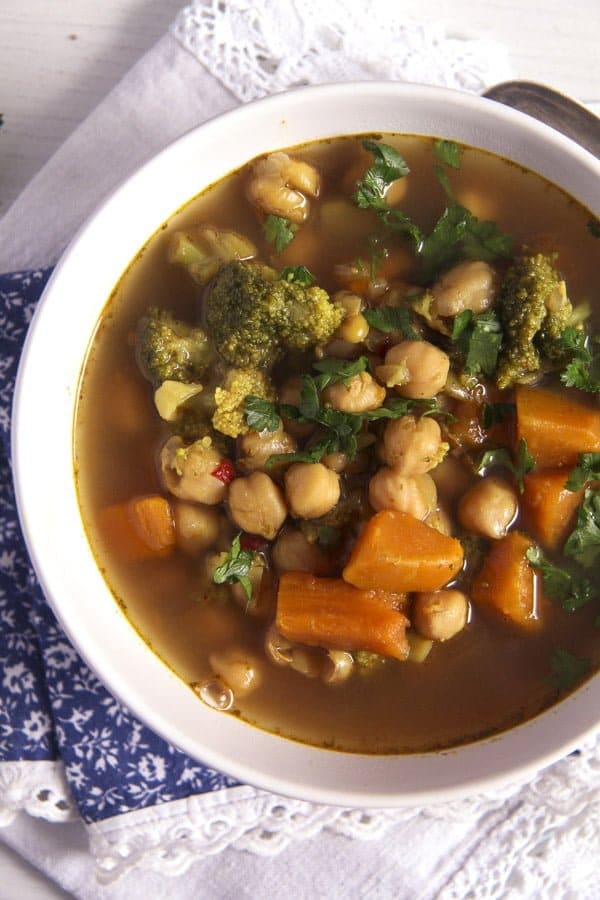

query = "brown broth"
[[74, 134, 600, 753]]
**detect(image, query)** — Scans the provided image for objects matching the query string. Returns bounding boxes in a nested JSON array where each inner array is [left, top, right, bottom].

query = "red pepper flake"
[[240, 534, 267, 552], [211, 460, 236, 484]]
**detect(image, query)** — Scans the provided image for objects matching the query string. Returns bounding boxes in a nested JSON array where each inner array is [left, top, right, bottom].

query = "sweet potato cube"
[[276, 572, 409, 660], [471, 531, 541, 629], [515, 385, 600, 468], [522, 468, 585, 552], [99, 494, 176, 561], [342, 509, 464, 593]]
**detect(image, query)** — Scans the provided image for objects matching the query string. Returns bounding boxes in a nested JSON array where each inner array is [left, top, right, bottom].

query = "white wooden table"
[[1, 0, 599, 216], [0, 1, 598, 896]]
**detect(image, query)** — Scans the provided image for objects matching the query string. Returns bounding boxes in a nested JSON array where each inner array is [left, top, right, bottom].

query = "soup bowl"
[[12, 82, 600, 806]]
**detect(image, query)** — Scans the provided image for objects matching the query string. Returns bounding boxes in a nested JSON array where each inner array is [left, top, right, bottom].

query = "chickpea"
[[383, 415, 447, 474], [431, 260, 497, 318], [209, 649, 263, 697], [383, 340, 449, 399], [228, 472, 287, 539], [369, 469, 437, 519], [279, 375, 314, 440], [238, 428, 297, 472], [412, 590, 469, 641], [247, 151, 320, 224], [285, 462, 340, 519], [160, 436, 228, 505], [429, 454, 471, 504], [335, 313, 370, 344], [174, 502, 221, 556], [272, 527, 335, 576], [458, 477, 518, 540], [323, 371, 386, 413], [321, 451, 348, 473]]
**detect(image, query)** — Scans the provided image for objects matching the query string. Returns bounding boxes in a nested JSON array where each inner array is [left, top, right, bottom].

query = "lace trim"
[[441, 736, 600, 897], [86, 786, 434, 883], [171, 0, 511, 103], [0, 760, 78, 826], [89, 785, 424, 882]]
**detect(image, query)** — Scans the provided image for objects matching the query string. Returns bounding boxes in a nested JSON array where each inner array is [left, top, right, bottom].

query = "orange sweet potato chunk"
[[515, 384, 600, 468], [342, 509, 464, 593], [99, 494, 176, 561], [471, 531, 541, 629], [522, 468, 585, 552], [276, 571, 409, 660]]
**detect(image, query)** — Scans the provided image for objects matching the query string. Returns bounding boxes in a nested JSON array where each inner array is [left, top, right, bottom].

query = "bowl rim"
[[11, 80, 600, 807]]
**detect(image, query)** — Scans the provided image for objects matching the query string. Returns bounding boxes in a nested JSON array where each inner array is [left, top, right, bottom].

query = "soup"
[[74, 134, 600, 753]]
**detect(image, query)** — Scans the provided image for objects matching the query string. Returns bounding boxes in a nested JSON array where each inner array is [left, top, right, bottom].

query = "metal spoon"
[[483, 80, 600, 158]]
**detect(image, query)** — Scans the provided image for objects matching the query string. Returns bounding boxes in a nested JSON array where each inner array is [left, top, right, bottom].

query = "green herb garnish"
[[363, 306, 421, 340], [317, 525, 342, 549], [354, 140, 410, 211], [564, 487, 600, 567], [526, 546, 594, 612], [312, 355, 369, 389], [421, 205, 513, 279], [452, 309, 503, 376], [550, 648, 592, 691], [263, 214, 298, 252], [566, 452, 600, 491], [244, 395, 281, 433], [477, 438, 535, 492], [279, 265, 315, 285], [560, 328, 600, 394], [587, 218, 600, 238], [434, 139, 461, 169], [212, 534, 256, 602], [482, 401, 515, 429]]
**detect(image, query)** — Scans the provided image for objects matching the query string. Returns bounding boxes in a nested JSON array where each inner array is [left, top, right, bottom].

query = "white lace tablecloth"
[[1, 2, 599, 897]]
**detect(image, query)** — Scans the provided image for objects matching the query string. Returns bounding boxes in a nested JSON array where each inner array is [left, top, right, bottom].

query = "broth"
[[74, 134, 600, 753]]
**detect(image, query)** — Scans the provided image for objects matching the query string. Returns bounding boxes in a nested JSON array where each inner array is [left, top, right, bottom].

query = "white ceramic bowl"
[[12, 82, 600, 806]]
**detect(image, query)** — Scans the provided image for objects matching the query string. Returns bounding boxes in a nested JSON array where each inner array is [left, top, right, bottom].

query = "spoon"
[[483, 80, 600, 158]]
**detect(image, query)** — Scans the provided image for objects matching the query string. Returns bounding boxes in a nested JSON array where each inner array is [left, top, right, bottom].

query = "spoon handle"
[[483, 80, 600, 159]]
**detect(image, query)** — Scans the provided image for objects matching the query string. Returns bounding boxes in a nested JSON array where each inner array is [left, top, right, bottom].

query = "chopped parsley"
[[477, 438, 535, 492], [587, 218, 600, 238], [420, 204, 513, 280], [279, 265, 315, 285], [566, 452, 600, 491], [526, 546, 594, 612], [550, 648, 592, 692], [434, 139, 461, 169], [363, 306, 421, 340], [452, 309, 503, 377], [311, 355, 369, 389], [212, 534, 256, 602], [482, 401, 515, 430], [269, 375, 438, 465], [244, 396, 281, 433], [263, 214, 298, 252], [354, 140, 410, 211], [317, 525, 342, 549], [559, 328, 600, 394], [564, 487, 600, 568]]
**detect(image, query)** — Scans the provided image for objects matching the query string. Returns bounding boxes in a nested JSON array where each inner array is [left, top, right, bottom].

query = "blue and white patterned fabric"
[[0, 270, 238, 823]]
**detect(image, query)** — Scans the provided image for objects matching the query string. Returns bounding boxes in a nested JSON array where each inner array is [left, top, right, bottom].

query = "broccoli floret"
[[212, 367, 275, 438], [137, 307, 213, 386], [496, 254, 573, 388], [205, 260, 344, 368]]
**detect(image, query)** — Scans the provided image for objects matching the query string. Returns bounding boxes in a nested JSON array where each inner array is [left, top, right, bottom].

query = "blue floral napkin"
[[0, 269, 238, 823]]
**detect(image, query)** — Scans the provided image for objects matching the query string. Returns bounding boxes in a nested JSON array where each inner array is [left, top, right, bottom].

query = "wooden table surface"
[[0, 1, 598, 897], [1, 0, 599, 215]]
